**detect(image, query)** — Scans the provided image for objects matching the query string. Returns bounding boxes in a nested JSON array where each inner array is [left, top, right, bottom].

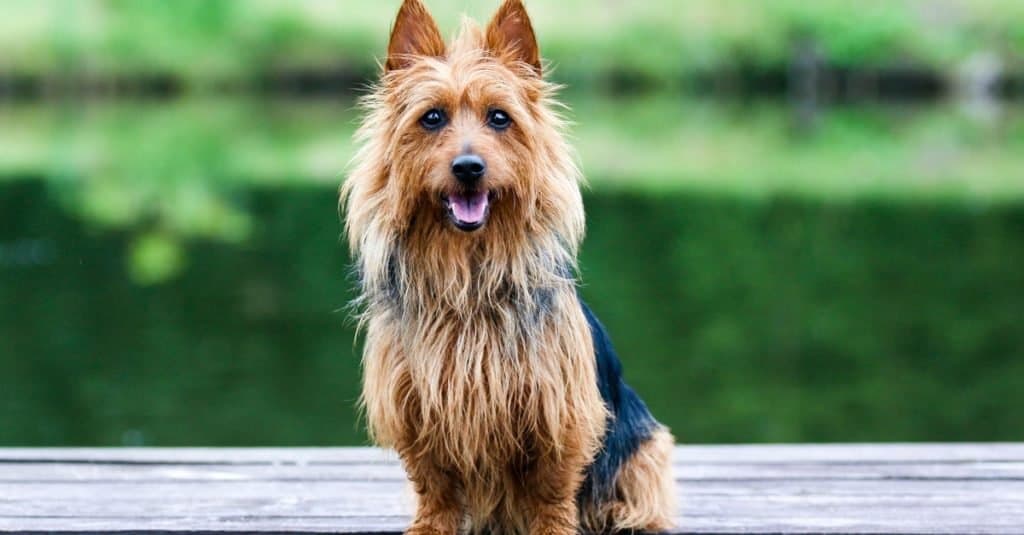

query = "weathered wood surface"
[[1, 444, 1023, 534]]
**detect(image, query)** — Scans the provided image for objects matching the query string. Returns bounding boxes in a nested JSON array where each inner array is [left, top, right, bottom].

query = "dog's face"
[[380, 0, 548, 234], [344, 0, 585, 314]]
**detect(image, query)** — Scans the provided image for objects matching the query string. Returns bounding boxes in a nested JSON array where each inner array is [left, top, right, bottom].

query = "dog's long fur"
[[341, 1, 674, 532]]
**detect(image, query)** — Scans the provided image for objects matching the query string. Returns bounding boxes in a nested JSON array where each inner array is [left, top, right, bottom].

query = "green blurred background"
[[2, 0, 1023, 446]]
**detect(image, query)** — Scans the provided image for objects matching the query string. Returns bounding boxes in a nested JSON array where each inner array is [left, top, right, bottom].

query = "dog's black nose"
[[451, 154, 486, 184]]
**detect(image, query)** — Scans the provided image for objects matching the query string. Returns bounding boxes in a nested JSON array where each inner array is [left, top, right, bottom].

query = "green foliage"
[[3, 95, 1022, 286], [2, 95, 1022, 286], [2, 184, 1022, 445], [4, 97, 1024, 219], [129, 232, 186, 285], [574, 97, 1024, 202], [580, 193, 1024, 441], [3, 0, 1023, 87]]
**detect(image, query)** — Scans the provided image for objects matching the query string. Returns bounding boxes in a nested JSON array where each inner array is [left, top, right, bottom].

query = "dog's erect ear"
[[485, 0, 541, 75], [386, 0, 445, 72]]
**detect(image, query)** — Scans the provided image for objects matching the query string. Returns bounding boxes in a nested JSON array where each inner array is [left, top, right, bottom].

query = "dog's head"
[[345, 0, 582, 246]]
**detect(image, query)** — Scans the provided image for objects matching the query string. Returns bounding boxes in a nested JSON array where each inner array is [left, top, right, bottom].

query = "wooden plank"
[[3, 443, 1024, 464], [2, 460, 1023, 482], [0, 445, 1022, 534], [0, 447, 396, 465]]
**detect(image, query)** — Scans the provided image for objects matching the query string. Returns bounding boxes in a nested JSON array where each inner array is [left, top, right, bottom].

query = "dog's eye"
[[487, 109, 511, 130], [419, 109, 447, 131]]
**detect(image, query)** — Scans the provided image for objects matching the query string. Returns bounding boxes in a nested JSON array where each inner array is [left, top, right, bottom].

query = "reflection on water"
[[2, 182, 1023, 446]]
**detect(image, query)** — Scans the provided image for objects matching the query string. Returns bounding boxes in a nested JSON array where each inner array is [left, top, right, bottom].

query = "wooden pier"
[[2, 444, 1022, 533]]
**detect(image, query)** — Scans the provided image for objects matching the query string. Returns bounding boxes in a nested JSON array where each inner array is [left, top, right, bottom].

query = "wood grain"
[[1, 444, 1022, 533]]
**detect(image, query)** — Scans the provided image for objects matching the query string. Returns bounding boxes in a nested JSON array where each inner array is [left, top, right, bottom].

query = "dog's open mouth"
[[443, 190, 494, 232]]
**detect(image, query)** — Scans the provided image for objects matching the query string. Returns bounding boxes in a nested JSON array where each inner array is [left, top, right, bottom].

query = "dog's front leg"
[[522, 449, 587, 535], [402, 453, 463, 535]]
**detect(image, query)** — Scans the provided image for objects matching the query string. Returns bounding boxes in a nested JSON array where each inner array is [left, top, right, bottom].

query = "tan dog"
[[341, 1, 674, 532]]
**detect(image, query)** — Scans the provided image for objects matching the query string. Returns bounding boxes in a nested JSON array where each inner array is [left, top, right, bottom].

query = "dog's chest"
[[399, 306, 568, 465]]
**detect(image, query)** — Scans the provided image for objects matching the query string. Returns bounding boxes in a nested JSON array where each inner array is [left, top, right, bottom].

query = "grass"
[[2, 0, 1024, 87]]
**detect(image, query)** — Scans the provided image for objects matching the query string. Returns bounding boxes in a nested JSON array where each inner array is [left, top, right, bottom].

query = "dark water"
[[3, 181, 1023, 446]]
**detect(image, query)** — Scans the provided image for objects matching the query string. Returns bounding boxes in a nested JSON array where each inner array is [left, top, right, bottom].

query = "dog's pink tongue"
[[450, 191, 489, 224]]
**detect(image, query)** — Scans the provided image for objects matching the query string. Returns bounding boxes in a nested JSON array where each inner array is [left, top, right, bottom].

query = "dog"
[[341, 1, 674, 532]]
